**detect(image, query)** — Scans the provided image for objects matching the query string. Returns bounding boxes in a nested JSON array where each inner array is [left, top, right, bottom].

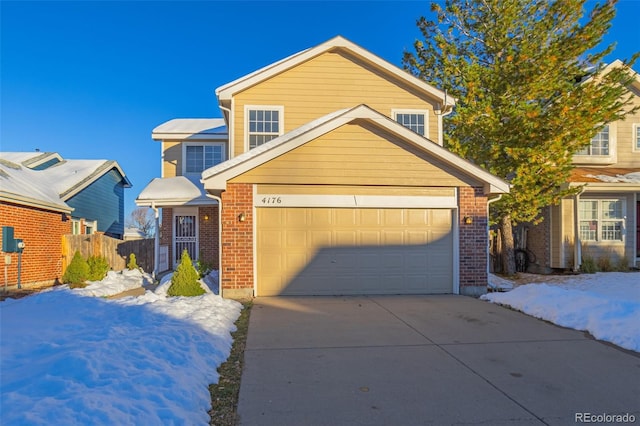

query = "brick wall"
[[523, 208, 552, 273], [198, 205, 219, 270], [0, 202, 71, 287], [220, 183, 253, 299], [458, 187, 488, 296]]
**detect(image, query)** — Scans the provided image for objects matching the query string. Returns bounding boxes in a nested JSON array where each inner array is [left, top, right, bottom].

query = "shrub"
[[87, 255, 110, 281], [196, 254, 214, 278], [596, 256, 614, 272], [168, 250, 205, 297], [580, 254, 598, 274], [615, 256, 630, 272], [127, 253, 139, 271], [63, 251, 90, 284]]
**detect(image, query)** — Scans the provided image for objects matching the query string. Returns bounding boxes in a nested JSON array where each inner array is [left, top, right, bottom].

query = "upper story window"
[[184, 143, 225, 174], [577, 125, 609, 156], [578, 199, 625, 243], [246, 106, 284, 150], [392, 109, 428, 137], [633, 124, 640, 151]]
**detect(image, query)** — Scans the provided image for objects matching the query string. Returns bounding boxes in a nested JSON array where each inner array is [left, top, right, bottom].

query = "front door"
[[174, 211, 198, 268]]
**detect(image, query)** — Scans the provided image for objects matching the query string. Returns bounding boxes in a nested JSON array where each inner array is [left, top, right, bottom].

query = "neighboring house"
[[137, 36, 509, 298], [0, 151, 131, 286], [526, 61, 640, 272]]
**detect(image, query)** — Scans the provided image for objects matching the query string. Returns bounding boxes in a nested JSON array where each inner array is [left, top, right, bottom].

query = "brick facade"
[[0, 202, 71, 287], [220, 183, 254, 299], [458, 187, 489, 296]]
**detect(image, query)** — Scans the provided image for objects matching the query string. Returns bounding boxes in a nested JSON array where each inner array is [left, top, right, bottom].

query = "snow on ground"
[[72, 269, 154, 297], [0, 271, 242, 425], [483, 272, 640, 352]]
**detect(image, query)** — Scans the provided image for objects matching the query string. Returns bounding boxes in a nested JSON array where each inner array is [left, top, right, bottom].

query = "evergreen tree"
[[62, 250, 90, 285], [403, 0, 638, 274], [168, 249, 205, 297]]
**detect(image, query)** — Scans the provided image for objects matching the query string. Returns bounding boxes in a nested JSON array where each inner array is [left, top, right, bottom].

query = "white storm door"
[[173, 208, 198, 268]]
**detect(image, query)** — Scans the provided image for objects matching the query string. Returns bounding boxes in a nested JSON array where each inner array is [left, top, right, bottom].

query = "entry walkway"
[[237, 295, 640, 425]]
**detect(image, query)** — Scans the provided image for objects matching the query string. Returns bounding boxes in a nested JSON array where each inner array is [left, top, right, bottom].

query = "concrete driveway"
[[237, 295, 640, 426]]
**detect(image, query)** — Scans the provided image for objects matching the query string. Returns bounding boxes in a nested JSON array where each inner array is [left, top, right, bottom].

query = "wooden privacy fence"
[[62, 234, 154, 273]]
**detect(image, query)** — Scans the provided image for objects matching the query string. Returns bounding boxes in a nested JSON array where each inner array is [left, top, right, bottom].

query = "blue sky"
[[2, 1, 639, 218]]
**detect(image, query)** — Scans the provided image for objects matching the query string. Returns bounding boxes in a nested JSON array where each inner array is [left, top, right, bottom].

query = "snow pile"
[[487, 273, 514, 291], [586, 172, 640, 183], [482, 272, 640, 352], [72, 269, 153, 297], [0, 271, 242, 425]]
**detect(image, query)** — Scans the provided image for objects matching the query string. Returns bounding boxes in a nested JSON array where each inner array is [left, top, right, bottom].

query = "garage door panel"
[[257, 207, 454, 296]]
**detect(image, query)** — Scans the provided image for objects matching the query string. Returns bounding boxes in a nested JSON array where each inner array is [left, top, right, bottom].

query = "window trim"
[[244, 105, 285, 151], [578, 198, 626, 244], [392, 109, 429, 138], [633, 123, 640, 152], [573, 123, 617, 165], [181, 142, 227, 176]]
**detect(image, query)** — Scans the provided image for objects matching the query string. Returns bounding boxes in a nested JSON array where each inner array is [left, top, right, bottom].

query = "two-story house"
[[137, 36, 510, 298], [525, 61, 640, 272]]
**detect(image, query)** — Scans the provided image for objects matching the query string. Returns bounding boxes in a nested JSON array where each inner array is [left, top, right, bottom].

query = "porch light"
[[464, 216, 473, 225], [203, 214, 209, 221], [238, 213, 246, 222]]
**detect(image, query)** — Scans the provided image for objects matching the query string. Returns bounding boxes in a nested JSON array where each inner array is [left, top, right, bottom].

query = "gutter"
[[573, 186, 587, 272], [151, 202, 160, 279]]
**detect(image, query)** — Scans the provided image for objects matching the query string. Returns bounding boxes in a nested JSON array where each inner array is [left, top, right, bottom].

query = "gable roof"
[[201, 105, 509, 195], [152, 118, 228, 141], [0, 152, 131, 213], [215, 36, 455, 111]]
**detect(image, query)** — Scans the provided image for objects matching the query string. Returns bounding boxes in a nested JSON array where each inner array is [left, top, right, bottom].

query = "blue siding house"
[[0, 152, 131, 239]]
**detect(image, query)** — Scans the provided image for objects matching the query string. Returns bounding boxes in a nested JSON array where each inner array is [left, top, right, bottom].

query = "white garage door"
[[256, 207, 454, 296]]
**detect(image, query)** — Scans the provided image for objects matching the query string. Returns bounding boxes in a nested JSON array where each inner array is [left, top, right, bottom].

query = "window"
[[71, 219, 81, 235], [246, 106, 283, 150], [579, 199, 625, 242], [393, 110, 428, 137], [185, 144, 224, 174], [633, 124, 640, 151], [577, 125, 609, 156]]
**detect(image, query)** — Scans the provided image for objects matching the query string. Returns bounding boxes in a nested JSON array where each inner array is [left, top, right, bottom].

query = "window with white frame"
[[185, 144, 224, 174], [393, 110, 428, 136], [577, 125, 609, 156], [246, 107, 283, 150], [633, 124, 640, 151], [71, 219, 82, 235], [579, 199, 625, 242]]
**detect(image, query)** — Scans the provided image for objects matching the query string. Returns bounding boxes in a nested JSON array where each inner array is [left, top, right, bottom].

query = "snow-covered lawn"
[[0, 270, 242, 425], [483, 272, 640, 352]]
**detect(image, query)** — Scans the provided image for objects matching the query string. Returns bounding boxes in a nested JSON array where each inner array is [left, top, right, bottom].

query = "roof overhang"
[[202, 104, 509, 196], [0, 192, 73, 214], [135, 176, 218, 207], [215, 36, 456, 111], [61, 161, 132, 200], [152, 118, 228, 141]]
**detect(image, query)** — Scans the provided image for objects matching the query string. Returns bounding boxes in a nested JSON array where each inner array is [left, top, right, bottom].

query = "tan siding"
[[257, 185, 455, 197], [561, 198, 575, 269], [233, 50, 440, 157], [230, 123, 474, 187], [162, 141, 182, 178], [616, 93, 640, 167]]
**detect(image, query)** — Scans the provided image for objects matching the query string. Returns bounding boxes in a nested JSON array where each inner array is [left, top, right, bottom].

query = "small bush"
[[580, 255, 598, 274], [63, 251, 90, 284], [615, 256, 630, 272], [127, 253, 139, 271], [168, 250, 205, 297], [596, 256, 614, 272], [196, 256, 214, 278], [87, 255, 110, 281]]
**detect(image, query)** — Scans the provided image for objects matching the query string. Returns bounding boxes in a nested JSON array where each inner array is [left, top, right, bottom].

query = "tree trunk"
[[499, 214, 517, 276]]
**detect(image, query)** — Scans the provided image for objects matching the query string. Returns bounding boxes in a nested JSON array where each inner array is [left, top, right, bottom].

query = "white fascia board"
[[0, 193, 73, 213], [569, 182, 640, 192], [135, 197, 217, 207], [215, 36, 454, 107], [151, 132, 228, 141], [61, 162, 131, 200]]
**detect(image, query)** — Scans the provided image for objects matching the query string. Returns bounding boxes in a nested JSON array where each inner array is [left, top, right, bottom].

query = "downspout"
[[573, 186, 586, 272], [219, 103, 233, 159], [151, 202, 160, 280], [205, 192, 223, 297], [487, 194, 503, 277]]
